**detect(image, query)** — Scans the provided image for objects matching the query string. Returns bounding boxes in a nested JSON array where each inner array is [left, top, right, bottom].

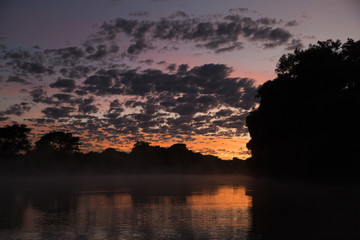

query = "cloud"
[[1, 102, 31, 116], [50, 78, 76, 92], [169, 11, 189, 18], [105, 99, 123, 118], [86, 45, 109, 60], [256, 17, 280, 25], [82, 71, 123, 95], [84, 75, 113, 88], [0, 48, 57, 80], [77, 97, 99, 114], [215, 42, 244, 53], [177, 64, 189, 75], [285, 20, 299, 27], [0, 115, 9, 121], [215, 109, 233, 117], [229, 8, 250, 13], [249, 27, 292, 48], [41, 106, 75, 118], [285, 39, 304, 50], [60, 65, 94, 79], [268, 28, 292, 42], [19, 62, 52, 74], [46, 47, 85, 60], [127, 39, 154, 55], [25, 117, 56, 125], [53, 93, 73, 102], [166, 63, 177, 72], [172, 103, 197, 116], [29, 86, 54, 104], [22, 63, 257, 142], [2, 49, 31, 60], [139, 59, 154, 65], [75, 63, 258, 137], [7, 75, 32, 85], [94, 13, 301, 56]]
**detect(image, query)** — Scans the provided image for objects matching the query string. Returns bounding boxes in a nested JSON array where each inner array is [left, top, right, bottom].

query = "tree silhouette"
[[246, 39, 360, 181], [132, 140, 151, 152], [0, 124, 31, 158], [168, 143, 189, 152], [35, 131, 80, 154]]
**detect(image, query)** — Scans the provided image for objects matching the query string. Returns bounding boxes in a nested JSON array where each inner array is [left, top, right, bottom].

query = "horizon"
[[1, 0, 359, 160]]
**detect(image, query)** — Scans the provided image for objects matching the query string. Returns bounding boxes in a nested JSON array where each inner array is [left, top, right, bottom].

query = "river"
[[0, 175, 359, 239]]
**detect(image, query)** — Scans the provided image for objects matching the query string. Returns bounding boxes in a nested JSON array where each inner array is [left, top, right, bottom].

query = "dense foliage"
[[246, 39, 360, 181], [0, 124, 31, 158], [35, 131, 80, 154]]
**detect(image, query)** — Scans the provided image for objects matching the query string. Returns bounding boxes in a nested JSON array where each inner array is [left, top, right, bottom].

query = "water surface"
[[0, 175, 359, 239]]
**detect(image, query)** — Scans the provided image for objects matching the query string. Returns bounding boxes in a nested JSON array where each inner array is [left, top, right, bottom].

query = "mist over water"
[[1, 175, 360, 239]]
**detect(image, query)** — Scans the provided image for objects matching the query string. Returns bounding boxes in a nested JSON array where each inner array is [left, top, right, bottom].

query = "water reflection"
[[187, 187, 252, 239], [1, 175, 360, 239], [248, 179, 360, 240], [0, 175, 253, 240]]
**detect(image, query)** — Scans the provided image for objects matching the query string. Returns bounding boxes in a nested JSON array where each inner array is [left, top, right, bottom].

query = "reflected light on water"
[[5, 175, 360, 239], [187, 186, 252, 239], [189, 186, 252, 209], [0, 178, 253, 240]]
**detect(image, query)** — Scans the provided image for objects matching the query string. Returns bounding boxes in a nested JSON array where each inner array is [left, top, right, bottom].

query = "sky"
[[0, 0, 359, 159]]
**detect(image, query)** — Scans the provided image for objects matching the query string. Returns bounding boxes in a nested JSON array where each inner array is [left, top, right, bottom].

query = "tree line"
[[0, 124, 247, 175], [246, 39, 360, 182]]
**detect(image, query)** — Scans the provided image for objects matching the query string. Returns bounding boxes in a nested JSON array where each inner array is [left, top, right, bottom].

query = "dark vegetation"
[[0, 124, 247, 175], [246, 39, 360, 182]]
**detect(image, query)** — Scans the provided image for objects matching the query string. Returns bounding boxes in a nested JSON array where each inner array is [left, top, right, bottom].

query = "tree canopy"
[[35, 131, 81, 154], [0, 124, 31, 158], [246, 39, 360, 181]]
